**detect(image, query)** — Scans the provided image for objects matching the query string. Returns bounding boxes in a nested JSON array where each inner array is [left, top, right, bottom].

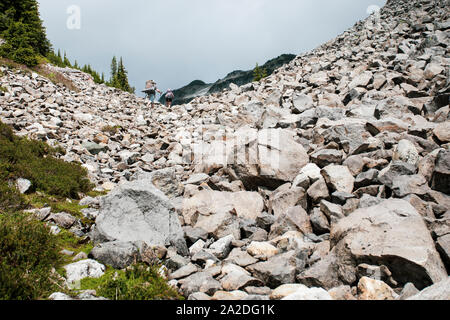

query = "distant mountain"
[[160, 54, 296, 105]]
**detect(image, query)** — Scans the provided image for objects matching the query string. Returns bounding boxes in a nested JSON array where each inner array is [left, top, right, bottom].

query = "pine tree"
[[47, 49, 63, 67], [0, 0, 51, 66], [116, 57, 132, 93], [0, 21, 38, 66], [110, 56, 117, 80], [253, 63, 268, 82], [63, 51, 71, 67]]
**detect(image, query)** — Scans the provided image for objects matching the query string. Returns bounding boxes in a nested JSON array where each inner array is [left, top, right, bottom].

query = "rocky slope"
[[1, 0, 449, 300], [160, 54, 296, 105]]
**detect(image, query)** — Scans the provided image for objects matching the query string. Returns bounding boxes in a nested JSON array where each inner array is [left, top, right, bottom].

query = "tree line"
[[0, 0, 134, 94], [47, 50, 135, 94]]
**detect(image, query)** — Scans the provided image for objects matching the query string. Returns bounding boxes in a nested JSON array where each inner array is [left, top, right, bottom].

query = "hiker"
[[165, 89, 174, 108], [142, 80, 161, 107]]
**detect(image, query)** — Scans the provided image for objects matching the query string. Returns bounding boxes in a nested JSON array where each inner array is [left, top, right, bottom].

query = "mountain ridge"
[[159, 54, 296, 105]]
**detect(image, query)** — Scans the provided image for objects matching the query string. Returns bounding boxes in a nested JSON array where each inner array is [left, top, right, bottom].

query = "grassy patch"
[[0, 86, 6, 93], [101, 125, 122, 135], [27, 193, 88, 216], [0, 57, 32, 75], [0, 121, 93, 199], [32, 64, 80, 93], [54, 229, 94, 274], [80, 264, 183, 300], [25, 193, 93, 226], [86, 190, 109, 198]]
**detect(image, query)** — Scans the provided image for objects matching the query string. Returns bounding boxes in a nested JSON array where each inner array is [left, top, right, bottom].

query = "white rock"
[[49, 292, 74, 300], [16, 178, 32, 194], [321, 165, 355, 193], [64, 259, 106, 285], [282, 287, 333, 300], [189, 239, 206, 256], [393, 139, 420, 166], [271, 284, 309, 300], [358, 276, 397, 300], [247, 241, 280, 260], [209, 234, 235, 259]]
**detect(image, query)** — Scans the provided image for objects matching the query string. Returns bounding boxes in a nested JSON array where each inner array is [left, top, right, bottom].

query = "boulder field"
[[1, 0, 449, 300]]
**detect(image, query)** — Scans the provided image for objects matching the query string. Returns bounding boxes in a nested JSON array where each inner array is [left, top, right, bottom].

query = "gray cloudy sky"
[[37, 0, 386, 97]]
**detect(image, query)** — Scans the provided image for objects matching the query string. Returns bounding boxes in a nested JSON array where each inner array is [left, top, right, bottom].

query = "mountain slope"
[[160, 54, 296, 105], [1, 0, 449, 300]]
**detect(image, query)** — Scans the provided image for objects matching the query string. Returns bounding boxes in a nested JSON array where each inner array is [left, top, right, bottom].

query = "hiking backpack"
[[166, 91, 174, 99], [144, 80, 156, 94]]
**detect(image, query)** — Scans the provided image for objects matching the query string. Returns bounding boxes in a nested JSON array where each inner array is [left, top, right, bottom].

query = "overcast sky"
[[37, 0, 386, 97]]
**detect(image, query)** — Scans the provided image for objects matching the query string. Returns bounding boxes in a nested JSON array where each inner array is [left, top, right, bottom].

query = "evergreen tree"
[[0, 0, 51, 66], [0, 21, 38, 66], [47, 49, 63, 67], [116, 57, 132, 93], [253, 63, 268, 82], [63, 51, 71, 67], [106, 56, 133, 93], [110, 56, 118, 81]]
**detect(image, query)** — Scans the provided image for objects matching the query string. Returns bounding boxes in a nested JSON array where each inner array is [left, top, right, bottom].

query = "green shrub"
[[0, 121, 93, 199], [101, 125, 121, 135], [80, 264, 183, 300], [0, 212, 64, 300], [11, 46, 39, 67], [0, 179, 27, 214]]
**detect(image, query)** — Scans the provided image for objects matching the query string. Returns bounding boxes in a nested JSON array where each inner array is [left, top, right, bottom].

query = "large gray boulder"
[[292, 93, 314, 113], [182, 190, 265, 225], [95, 178, 187, 254], [230, 128, 309, 189], [89, 241, 144, 269], [331, 199, 447, 290], [246, 251, 305, 288]]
